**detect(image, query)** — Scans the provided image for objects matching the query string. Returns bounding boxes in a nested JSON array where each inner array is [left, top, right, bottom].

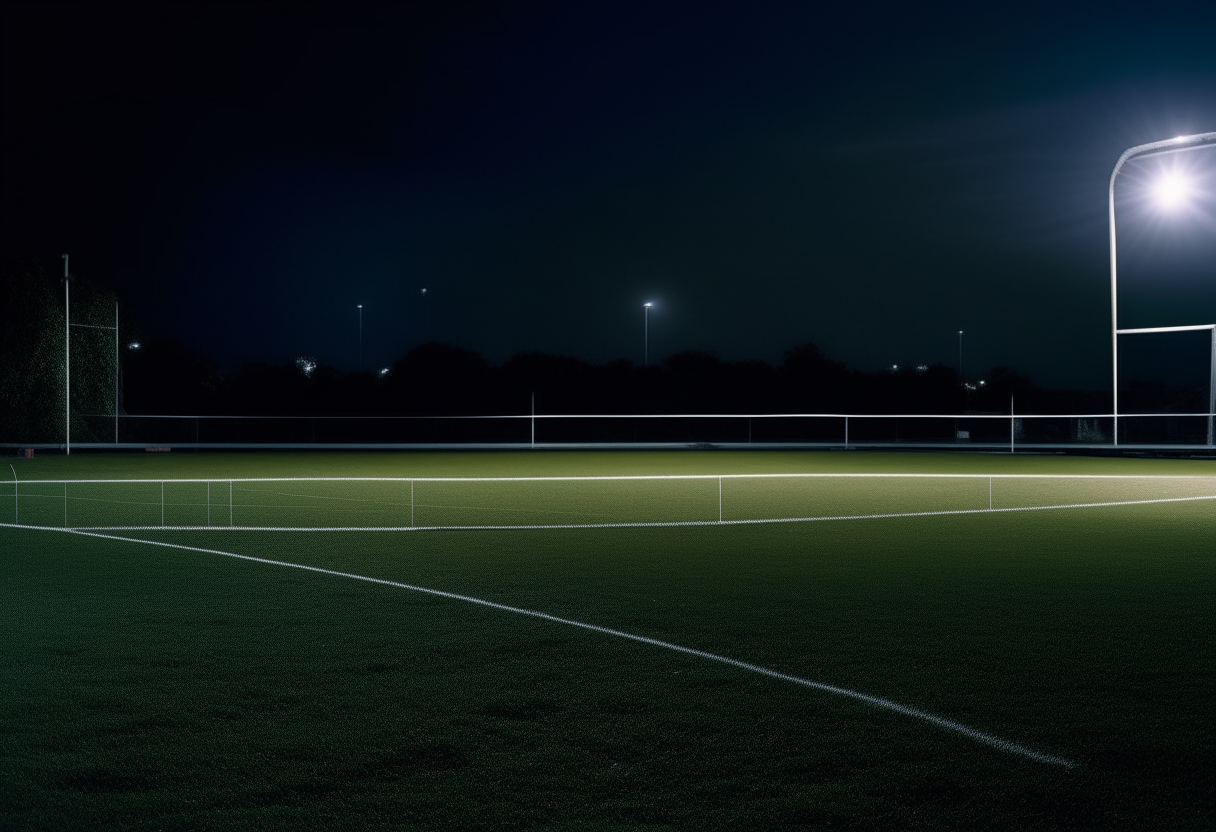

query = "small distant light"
[[128, 341, 140, 350], [978, 380, 987, 387], [891, 364, 899, 372], [644, 302, 653, 308], [916, 364, 928, 372], [379, 367, 390, 377], [420, 288, 428, 297], [296, 357, 316, 378]]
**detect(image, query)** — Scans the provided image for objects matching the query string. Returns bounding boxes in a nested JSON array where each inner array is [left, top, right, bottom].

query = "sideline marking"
[[11, 524, 1076, 768], [9, 473, 1216, 484], [50, 491, 1216, 532]]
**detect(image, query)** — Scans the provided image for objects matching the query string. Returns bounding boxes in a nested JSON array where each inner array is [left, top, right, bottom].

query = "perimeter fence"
[[5, 474, 1214, 531], [60, 411, 1216, 448]]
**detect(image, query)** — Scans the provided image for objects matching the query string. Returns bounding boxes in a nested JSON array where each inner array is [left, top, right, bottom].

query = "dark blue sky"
[[4, 0, 1214, 389]]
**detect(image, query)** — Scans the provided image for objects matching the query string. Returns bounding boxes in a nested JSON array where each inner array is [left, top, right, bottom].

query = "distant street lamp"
[[644, 302, 653, 366], [1108, 131, 1216, 445]]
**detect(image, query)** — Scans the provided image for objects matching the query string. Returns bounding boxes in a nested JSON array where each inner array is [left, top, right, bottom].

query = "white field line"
[[10, 524, 1076, 768], [48, 492, 1216, 532], [12, 473, 1216, 485]]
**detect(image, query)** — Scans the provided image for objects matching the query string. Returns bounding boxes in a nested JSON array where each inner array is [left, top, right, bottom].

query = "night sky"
[[4, 0, 1214, 389]]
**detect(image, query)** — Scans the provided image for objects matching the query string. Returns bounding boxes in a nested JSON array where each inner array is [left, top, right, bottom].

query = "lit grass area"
[[2, 450, 1214, 830], [4, 450, 1214, 530], [6, 447, 1216, 482]]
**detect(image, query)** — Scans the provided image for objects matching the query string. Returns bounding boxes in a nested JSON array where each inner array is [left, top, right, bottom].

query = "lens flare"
[[1153, 173, 1189, 209]]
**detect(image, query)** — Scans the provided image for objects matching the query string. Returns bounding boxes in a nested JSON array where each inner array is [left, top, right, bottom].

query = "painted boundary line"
[[38, 492, 1216, 532], [9, 523, 1076, 768], [8, 473, 1216, 485]]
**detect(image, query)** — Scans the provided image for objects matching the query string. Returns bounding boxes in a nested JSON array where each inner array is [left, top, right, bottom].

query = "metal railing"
[[4, 410, 1213, 452]]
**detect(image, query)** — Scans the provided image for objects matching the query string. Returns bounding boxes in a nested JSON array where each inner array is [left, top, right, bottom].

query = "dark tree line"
[[114, 339, 1045, 418]]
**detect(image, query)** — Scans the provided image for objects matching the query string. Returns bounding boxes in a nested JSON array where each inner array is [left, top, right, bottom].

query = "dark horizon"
[[4, 1, 1215, 391]]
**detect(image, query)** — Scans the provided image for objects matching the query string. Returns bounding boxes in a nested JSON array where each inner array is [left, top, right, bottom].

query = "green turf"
[[2, 450, 1214, 830]]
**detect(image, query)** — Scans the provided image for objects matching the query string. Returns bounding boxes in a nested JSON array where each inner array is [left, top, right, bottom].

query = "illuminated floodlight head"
[[128, 341, 140, 350], [1153, 172, 1191, 210], [379, 367, 390, 377], [644, 302, 653, 308]]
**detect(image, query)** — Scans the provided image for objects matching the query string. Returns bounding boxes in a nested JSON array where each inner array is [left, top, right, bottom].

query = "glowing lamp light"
[[1153, 172, 1190, 209], [127, 341, 140, 350]]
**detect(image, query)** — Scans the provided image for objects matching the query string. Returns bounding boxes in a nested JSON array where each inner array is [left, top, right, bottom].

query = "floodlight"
[[128, 341, 140, 350], [1109, 130, 1216, 445], [1152, 172, 1190, 209]]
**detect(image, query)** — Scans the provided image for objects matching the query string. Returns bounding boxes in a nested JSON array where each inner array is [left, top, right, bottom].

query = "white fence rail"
[[5, 410, 1209, 451]]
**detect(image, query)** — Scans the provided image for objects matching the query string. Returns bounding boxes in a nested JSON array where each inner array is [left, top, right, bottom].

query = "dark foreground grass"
[[3, 493, 1213, 830]]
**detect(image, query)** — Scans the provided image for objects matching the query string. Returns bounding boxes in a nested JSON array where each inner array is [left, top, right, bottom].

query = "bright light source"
[[1153, 172, 1190, 209], [127, 341, 140, 350], [644, 302, 653, 308], [379, 367, 390, 377], [296, 357, 316, 378]]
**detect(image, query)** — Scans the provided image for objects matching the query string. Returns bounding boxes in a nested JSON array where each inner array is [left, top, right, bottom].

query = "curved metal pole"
[[1109, 131, 1216, 445]]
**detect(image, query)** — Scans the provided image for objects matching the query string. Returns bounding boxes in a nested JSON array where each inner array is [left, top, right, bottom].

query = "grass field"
[[2, 449, 1214, 830]]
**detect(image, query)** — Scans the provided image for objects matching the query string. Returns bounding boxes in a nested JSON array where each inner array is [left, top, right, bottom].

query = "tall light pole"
[[357, 304, 363, 371], [62, 254, 71, 455], [644, 302, 653, 366], [1109, 131, 1216, 445], [957, 330, 964, 381]]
